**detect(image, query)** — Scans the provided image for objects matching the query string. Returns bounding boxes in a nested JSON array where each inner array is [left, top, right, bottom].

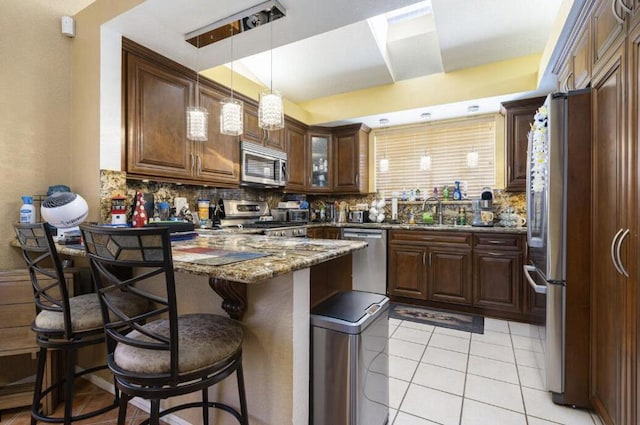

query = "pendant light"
[[379, 118, 389, 173], [186, 37, 208, 141], [419, 113, 431, 171], [220, 26, 244, 136], [258, 8, 284, 131]]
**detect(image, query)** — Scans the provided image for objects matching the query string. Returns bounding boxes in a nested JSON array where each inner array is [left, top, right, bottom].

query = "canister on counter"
[[197, 199, 210, 220]]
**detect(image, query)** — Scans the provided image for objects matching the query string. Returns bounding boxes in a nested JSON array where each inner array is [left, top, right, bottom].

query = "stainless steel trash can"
[[310, 291, 389, 425]]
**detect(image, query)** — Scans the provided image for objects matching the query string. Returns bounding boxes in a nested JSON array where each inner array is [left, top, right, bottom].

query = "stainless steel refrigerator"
[[523, 89, 591, 407]]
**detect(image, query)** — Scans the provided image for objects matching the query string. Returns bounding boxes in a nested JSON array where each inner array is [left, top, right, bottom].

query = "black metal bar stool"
[[13, 223, 149, 425], [80, 224, 249, 425]]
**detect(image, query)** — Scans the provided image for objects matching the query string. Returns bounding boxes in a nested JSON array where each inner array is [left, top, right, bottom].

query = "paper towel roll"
[[392, 198, 398, 220]]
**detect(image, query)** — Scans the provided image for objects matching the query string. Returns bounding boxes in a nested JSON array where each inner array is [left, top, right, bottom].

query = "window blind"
[[375, 114, 497, 198]]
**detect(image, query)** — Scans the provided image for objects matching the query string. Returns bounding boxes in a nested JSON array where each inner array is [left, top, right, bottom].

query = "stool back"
[[13, 223, 74, 339], [80, 225, 180, 382]]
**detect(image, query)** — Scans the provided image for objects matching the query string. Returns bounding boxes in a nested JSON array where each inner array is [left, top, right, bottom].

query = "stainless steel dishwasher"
[[311, 291, 389, 425], [341, 228, 387, 295]]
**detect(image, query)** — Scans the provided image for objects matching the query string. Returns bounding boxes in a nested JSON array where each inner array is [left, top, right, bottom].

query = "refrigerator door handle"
[[615, 228, 630, 277], [611, 228, 625, 275], [523, 265, 547, 294]]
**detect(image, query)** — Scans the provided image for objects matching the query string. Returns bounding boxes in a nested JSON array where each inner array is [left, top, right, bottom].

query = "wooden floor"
[[0, 379, 162, 425]]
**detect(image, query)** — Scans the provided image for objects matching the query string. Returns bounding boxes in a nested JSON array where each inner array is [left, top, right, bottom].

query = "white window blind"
[[375, 114, 497, 198]]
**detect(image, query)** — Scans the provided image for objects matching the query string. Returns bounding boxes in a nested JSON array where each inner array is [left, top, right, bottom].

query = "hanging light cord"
[[230, 27, 235, 100], [195, 37, 200, 107], [269, 8, 274, 93]]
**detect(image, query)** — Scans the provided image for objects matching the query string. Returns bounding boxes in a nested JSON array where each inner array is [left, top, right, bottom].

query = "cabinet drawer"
[[390, 230, 472, 247], [474, 233, 523, 251], [0, 303, 35, 329], [0, 326, 37, 354]]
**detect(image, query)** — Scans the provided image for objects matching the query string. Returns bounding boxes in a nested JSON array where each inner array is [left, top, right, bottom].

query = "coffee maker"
[[472, 187, 494, 227]]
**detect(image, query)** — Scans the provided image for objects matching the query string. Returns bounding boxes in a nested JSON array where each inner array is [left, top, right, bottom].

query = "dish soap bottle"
[[442, 185, 450, 201], [20, 196, 36, 224], [453, 181, 462, 200]]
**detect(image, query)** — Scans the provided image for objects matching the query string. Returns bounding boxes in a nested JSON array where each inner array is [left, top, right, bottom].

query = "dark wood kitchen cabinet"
[[124, 39, 240, 187], [284, 119, 307, 192], [388, 230, 471, 305], [472, 233, 522, 314], [500, 96, 545, 192], [242, 104, 284, 151], [307, 128, 333, 192], [332, 123, 370, 193], [125, 51, 195, 181]]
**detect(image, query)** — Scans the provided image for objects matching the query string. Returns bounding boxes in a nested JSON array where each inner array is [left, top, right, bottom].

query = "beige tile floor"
[[1, 317, 603, 425], [388, 316, 603, 425]]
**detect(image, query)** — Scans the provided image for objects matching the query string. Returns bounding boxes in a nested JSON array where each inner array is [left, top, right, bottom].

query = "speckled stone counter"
[[307, 221, 527, 234], [35, 233, 366, 285]]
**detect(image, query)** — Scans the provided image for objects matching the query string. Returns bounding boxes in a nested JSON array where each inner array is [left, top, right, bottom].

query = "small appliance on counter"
[[471, 187, 494, 227], [277, 201, 309, 223], [348, 210, 369, 223], [111, 195, 128, 225]]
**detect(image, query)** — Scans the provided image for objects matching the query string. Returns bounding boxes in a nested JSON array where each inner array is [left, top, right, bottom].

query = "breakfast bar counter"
[[11, 232, 367, 425]]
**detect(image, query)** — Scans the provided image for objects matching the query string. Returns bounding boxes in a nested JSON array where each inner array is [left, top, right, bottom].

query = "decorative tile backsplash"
[[99, 170, 525, 225]]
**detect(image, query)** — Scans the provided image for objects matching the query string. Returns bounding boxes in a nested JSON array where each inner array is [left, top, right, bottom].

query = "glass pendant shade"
[[186, 106, 208, 141], [379, 158, 389, 173], [258, 90, 284, 130], [220, 98, 244, 136], [420, 155, 432, 171], [467, 150, 479, 168]]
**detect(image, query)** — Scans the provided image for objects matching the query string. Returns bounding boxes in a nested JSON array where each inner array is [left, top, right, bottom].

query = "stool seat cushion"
[[35, 292, 149, 333], [114, 313, 243, 375]]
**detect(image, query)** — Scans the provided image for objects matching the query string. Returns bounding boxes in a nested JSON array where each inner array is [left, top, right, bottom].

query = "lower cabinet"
[[388, 230, 531, 321]]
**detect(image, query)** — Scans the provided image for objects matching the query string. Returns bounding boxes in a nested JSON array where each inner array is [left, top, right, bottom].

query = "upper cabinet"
[[500, 96, 545, 192], [123, 39, 240, 187], [242, 104, 285, 151], [332, 123, 370, 194], [307, 128, 333, 193], [284, 119, 307, 192]]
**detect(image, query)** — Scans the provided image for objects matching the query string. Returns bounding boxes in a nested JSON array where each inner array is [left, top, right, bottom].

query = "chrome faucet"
[[421, 196, 443, 225]]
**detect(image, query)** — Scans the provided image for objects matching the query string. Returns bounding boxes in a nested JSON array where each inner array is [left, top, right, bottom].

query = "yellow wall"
[[0, 0, 95, 269]]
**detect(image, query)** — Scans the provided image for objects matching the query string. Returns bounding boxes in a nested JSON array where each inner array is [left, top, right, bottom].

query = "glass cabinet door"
[[310, 135, 331, 190]]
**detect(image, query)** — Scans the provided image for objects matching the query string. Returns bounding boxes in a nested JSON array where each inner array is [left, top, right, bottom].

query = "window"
[[375, 114, 497, 198]]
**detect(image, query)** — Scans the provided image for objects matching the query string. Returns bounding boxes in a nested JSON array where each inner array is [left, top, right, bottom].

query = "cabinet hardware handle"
[[616, 228, 630, 277], [422, 252, 426, 266], [190, 152, 195, 174], [611, 228, 625, 275], [487, 240, 504, 244], [355, 173, 359, 187], [612, 0, 625, 24], [619, 0, 632, 14], [429, 252, 432, 266], [197, 154, 202, 174], [487, 251, 504, 256]]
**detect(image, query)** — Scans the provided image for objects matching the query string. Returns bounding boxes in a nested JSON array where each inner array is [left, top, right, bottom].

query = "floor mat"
[[389, 303, 484, 334]]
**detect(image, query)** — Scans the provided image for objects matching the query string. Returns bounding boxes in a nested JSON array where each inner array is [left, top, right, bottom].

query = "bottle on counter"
[[453, 181, 462, 200], [442, 185, 450, 201], [20, 196, 36, 224], [457, 207, 467, 226]]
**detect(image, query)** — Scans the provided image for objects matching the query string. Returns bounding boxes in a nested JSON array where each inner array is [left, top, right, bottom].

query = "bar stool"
[[13, 223, 149, 425], [80, 224, 249, 425]]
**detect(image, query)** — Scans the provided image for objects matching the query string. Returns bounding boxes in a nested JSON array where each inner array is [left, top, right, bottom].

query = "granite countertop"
[[11, 233, 366, 284], [307, 222, 527, 234]]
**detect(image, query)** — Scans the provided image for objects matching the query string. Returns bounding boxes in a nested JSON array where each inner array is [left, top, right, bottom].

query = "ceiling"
[[105, 0, 569, 128]]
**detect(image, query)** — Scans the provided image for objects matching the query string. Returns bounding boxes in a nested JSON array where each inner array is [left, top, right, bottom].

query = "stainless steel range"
[[219, 200, 308, 237]]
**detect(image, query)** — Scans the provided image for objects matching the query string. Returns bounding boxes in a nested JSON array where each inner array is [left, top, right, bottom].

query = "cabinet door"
[[125, 53, 193, 180], [333, 124, 369, 193], [308, 131, 332, 192], [284, 121, 306, 192], [307, 227, 324, 238], [473, 250, 521, 313], [265, 129, 285, 151], [197, 85, 240, 185], [388, 244, 427, 300], [427, 247, 472, 305], [243, 105, 262, 145], [501, 96, 546, 192], [590, 44, 628, 425], [573, 22, 592, 89], [592, 0, 626, 72]]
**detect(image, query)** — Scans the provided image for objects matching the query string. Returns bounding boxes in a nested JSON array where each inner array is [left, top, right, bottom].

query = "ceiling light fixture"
[[220, 25, 244, 136], [186, 38, 208, 142], [467, 105, 480, 113], [258, 8, 284, 131], [185, 0, 286, 48]]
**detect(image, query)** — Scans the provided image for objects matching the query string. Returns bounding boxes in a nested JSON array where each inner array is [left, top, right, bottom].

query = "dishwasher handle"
[[342, 232, 383, 239]]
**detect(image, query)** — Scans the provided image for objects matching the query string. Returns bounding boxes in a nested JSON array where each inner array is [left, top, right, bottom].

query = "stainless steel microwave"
[[240, 141, 287, 187]]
